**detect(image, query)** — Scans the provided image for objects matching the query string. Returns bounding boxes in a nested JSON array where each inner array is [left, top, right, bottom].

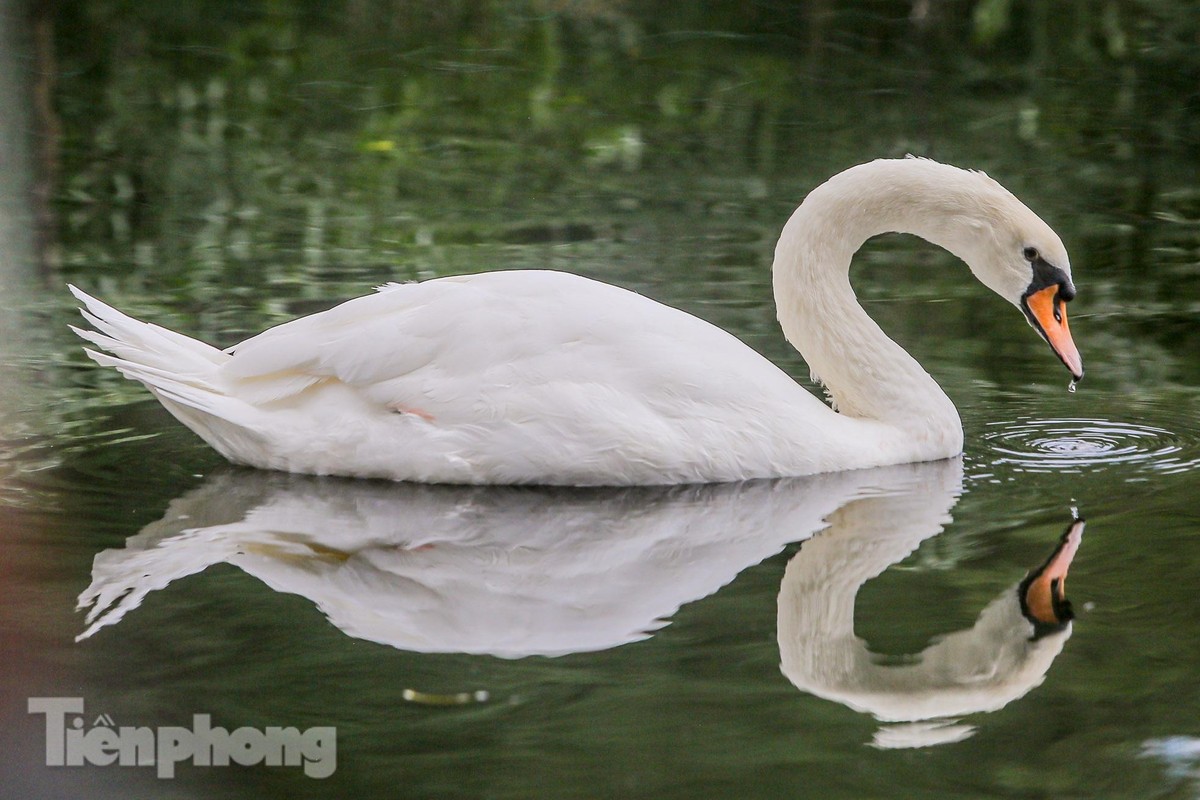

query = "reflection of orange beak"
[[1021, 519, 1084, 629], [1024, 285, 1083, 381]]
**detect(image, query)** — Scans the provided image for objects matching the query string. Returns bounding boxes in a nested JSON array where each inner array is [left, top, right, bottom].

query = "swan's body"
[[71, 158, 1082, 485]]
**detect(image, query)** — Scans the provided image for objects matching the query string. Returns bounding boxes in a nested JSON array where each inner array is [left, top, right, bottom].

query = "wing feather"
[[215, 271, 814, 422]]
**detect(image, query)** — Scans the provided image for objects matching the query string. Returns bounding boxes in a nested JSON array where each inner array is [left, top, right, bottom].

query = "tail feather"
[[70, 286, 266, 461], [68, 285, 227, 377], [82, 348, 229, 417]]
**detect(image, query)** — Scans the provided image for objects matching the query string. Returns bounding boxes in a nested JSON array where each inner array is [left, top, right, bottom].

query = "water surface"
[[4, 4, 1200, 798]]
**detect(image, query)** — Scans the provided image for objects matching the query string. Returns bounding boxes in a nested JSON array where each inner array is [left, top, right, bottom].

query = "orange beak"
[[1021, 519, 1084, 629], [1024, 284, 1083, 381]]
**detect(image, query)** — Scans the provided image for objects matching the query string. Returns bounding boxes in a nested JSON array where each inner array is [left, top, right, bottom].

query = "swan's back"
[[227, 271, 798, 413]]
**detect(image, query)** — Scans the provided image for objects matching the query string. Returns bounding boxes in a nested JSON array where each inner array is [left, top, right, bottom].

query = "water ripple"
[[981, 418, 1200, 474]]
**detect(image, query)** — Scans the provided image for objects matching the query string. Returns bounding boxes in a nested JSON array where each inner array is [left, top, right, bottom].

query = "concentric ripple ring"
[[981, 418, 1198, 473]]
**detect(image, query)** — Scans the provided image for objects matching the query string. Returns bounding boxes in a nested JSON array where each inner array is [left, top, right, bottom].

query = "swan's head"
[[1018, 518, 1084, 638], [943, 168, 1083, 382], [785, 158, 1083, 383]]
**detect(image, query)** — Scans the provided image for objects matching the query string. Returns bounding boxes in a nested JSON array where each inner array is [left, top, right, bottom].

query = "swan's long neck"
[[774, 159, 980, 452]]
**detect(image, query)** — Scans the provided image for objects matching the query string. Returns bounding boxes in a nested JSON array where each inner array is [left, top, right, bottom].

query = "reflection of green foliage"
[[54, 2, 1200, 254], [972, 0, 1014, 46], [49, 0, 1200, 384]]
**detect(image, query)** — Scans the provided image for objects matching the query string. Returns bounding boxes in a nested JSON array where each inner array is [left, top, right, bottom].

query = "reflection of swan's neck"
[[773, 160, 972, 448], [777, 488, 1071, 730]]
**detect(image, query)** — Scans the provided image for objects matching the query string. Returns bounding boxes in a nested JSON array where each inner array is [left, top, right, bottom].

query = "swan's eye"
[[1023, 246, 1040, 262]]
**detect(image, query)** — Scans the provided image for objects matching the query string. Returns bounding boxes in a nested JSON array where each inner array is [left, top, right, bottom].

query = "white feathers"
[[68, 285, 225, 377]]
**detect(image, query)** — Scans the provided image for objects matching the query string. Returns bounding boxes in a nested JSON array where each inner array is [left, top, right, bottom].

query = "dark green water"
[[4, 3, 1200, 798]]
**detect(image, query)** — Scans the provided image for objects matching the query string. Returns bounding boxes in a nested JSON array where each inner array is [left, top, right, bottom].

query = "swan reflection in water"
[[779, 498, 1081, 748], [77, 458, 1080, 746]]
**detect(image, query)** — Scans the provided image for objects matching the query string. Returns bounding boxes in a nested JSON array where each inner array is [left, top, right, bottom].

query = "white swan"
[[70, 158, 1082, 485]]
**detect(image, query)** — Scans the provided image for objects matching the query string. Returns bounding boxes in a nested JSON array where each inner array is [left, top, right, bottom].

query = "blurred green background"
[[3, 3, 1200, 799]]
